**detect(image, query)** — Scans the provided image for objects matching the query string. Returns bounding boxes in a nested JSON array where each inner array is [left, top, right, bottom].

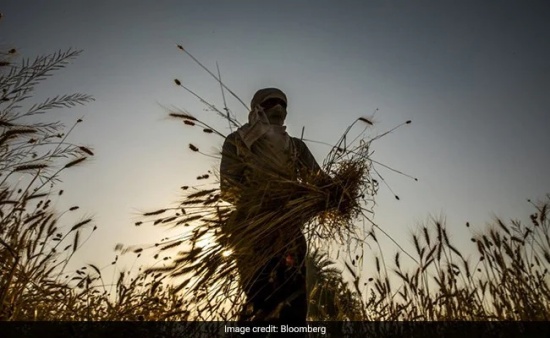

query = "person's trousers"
[[228, 210, 308, 324], [239, 253, 307, 324]]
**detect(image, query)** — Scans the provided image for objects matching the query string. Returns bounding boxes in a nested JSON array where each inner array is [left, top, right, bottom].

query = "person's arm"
[[293, 137, 336, 190], [220, 133, 247, 205], [294, 139, 347, 210], [293, 137, 323, 176]]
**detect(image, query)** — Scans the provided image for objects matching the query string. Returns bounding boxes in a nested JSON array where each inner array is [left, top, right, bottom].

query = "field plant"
[[0, 32, 105, 318], [0, 32, 195, 320], [369, 200, 550, 321]]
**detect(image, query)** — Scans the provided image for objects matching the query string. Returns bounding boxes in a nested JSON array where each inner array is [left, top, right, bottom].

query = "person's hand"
[[249, 105, 270, 125]]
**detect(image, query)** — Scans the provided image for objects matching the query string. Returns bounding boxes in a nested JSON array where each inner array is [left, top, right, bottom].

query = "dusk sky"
[[2, 1, 549, 276]]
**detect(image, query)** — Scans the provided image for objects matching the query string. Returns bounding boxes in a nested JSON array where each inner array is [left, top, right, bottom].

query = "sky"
[[2, 1, 549, 279]]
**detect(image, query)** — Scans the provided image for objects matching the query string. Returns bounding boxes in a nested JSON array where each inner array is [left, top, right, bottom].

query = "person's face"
[[260, 97, 287, 126]]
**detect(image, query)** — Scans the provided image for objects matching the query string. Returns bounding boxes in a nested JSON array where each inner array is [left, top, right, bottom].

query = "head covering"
[[234, 89, 293, 177], [250, 88, 287, 110]]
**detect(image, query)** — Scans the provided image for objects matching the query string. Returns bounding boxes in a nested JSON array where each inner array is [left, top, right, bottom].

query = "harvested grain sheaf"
[[143, 128, 376, 319]]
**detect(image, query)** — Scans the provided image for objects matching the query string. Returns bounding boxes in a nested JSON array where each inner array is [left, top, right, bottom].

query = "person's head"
[[250, 88, 287, 126]]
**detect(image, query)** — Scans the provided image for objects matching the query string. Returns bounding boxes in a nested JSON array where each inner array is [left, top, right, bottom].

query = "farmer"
[[220, 88, 323, 323]]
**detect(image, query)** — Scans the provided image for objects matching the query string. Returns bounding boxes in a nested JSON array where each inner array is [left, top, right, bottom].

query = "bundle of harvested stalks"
[[307, 149, 375, 242], [139, 115, 379, 320]]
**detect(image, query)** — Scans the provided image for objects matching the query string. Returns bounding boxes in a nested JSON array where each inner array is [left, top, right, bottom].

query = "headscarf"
[[250, 88, 287, 111], [236, 88, 293, 177]]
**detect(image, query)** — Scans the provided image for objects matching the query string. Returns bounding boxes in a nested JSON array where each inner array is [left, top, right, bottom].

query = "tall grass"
[[0, 35, 193, 320], [0, 36, 93, 317], [359, 202, 550, 320]]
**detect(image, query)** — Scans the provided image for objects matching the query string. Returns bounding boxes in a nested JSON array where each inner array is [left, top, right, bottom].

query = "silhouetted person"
[[220, 88, 322, 324]]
